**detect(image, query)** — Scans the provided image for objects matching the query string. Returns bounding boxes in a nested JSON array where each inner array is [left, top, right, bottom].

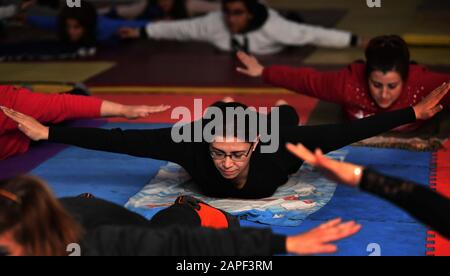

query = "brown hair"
[[0, 176, 82, 256]]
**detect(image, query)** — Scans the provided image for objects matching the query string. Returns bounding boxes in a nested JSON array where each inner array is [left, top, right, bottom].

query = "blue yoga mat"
[[241, 146, 432, 256], [30, 123, 171, 205], [28, 123, 431, 256]]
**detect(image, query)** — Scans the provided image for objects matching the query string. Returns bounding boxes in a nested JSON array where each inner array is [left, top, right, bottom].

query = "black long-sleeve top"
[[360, 169, 450, 239], [61, 197, 286, 256], [83, 225, 286, 256], [49, 106, 416, 199]]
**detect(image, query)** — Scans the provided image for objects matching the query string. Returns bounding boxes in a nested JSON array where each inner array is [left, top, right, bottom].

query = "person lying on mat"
[[118, 0, 365, 55], [2, 1, 148, 61], [24, 1, 148, 50], [0, 175, 360, 256], [286, 143, 450, 240], [1, 85, 447, 199], [237, 35, 450, 131], [0, 85, 170, 160]]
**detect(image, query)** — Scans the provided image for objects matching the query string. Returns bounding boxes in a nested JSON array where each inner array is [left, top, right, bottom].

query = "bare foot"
[[222, 97, 236, 103], [275, 99, 288, 106]]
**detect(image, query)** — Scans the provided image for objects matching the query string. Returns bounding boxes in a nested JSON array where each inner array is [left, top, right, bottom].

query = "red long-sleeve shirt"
[[0, 85, 102, 160], [263, 63, 450, 123]]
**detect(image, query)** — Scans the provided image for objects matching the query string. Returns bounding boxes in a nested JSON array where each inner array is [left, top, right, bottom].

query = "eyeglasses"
[[209, 143, 254, 162]]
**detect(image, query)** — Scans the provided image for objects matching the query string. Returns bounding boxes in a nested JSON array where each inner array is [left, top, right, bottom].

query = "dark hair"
[[58, 1, 98, 47], [143, 0, 189, 20], [0, 176, 82, 256], [203, 102, 260, 142], [365, 35, 410, 81], [221, 0, 268, 32]]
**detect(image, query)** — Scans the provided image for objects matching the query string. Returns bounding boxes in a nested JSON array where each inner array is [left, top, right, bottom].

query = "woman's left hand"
[[413, 82, 449, 120], [286, 143, 363, 187]]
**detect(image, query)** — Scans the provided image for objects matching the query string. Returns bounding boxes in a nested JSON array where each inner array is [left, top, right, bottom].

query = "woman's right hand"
[[413, 82, 449, 120], [1, 107, 49, 141], [286, 143, 364, 187], [236, 51, 264, 77], [286, 218, 361, 255]]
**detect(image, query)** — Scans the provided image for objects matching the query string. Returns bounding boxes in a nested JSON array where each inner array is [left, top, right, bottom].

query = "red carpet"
[[428, 140, 450, 256], [96, 94, 318, 125]]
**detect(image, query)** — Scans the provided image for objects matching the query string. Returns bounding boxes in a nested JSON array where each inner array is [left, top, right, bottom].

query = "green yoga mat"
[[0, 62, 115, 83]]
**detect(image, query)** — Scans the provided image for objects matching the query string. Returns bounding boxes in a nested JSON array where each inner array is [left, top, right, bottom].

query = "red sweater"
[[263, 63, 450, 123], [0, 85, 102, 159]]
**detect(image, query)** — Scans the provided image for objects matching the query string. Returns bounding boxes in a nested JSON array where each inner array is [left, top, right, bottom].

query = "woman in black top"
[[1, 83, 448, 199], [0, 175, 361, 256], [287, 142, 450, 240]]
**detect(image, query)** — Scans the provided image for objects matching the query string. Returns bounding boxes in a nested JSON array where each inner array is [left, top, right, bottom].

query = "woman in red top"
[[237, 35, 450, 130], [0, 85, 170, 160]]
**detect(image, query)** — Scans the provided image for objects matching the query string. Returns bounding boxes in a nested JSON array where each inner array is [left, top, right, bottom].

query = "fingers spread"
[[319, 218, 342, 229], [286, 143, 317, 164], [435, 83, 449, 101], [430, 104, 444, 117], [236, 67, 250, 75], [324, 222, 361, 242]]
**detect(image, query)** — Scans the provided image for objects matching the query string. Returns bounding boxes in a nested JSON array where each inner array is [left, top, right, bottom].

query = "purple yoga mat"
[[0, 119, 106, 180]]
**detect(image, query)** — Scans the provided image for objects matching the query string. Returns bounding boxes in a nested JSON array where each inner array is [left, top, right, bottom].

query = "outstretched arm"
[[85, 219, 360, 256], [267, 12, 356, 49], [0, 5, 16, 19], [283, 82, 449, 154], [0, 106, 186, 163], [100, 100, 170, 119], [287, 143, 450, 239], [119, 13, 212, 41], [236, 51, 348, 105]]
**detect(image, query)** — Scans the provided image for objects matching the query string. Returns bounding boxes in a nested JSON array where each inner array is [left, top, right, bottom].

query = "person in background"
[[26, 1, 149, 45], [132, 0, 189, 21], [2, 86, 447, 199], [98, 0, 221, 20], [0, 0, 35, 20], [119, 0, 365, 55], [287, 142, 450, 239], [236, 35, 450, 131]]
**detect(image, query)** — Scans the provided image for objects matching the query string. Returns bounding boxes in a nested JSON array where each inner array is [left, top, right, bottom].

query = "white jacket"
[[0, 4, 16, 20], [144, 9, 353, 55]]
